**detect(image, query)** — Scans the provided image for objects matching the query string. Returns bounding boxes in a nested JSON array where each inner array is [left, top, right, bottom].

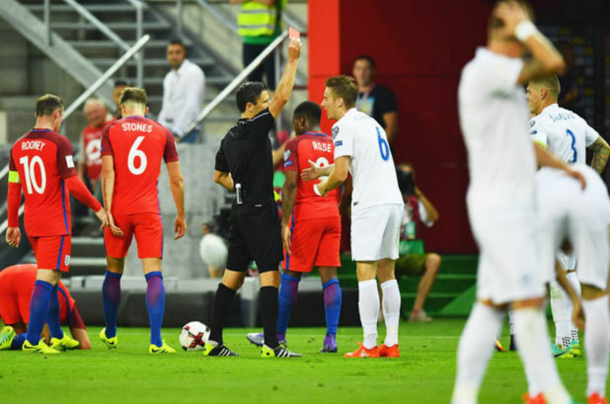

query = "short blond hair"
[[530, 75, 561, 99], [325, 75, 358, 109]]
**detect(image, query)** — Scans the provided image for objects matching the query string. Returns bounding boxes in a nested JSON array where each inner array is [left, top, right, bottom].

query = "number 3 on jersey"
[[128, 136, 147, 175], [566, 129, 577, 163], [19, 156, 47, 194], [377, 127, 390, 161]]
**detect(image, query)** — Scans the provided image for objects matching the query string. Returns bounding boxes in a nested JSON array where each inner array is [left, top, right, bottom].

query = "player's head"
[[83, 98, 108, 128], [526, 75, 560, 115], [352, 55, 376, 88], [236, 82, 269, 117], [119, 87, 149, 117], [113, 79, 131, 109], [167, 39, 186, 69], [322, 75, 358, 120], [487, 0, 535, 57], [35, 94, 64, 131], [292, 101, 322, 136]]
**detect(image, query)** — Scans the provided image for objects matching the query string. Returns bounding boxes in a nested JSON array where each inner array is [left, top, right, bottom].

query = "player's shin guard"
[[583, 295, 610, 398], [277, 273, 300, 336], [102, 271, 122, 339], [260, 286, 280, 349], [209, 283, 237, 345], [451, 303, 504, 404], [145, 272, 165, 347], [47, 284, 64, 339], [323, 279, 342, 335], [358, 280, 380, 349], [513, 307, 571, 404], [549, 279, 574, 348], [381, 279, 400, 347], [26, 280, 54, 345], [566, 272, 582, 344]]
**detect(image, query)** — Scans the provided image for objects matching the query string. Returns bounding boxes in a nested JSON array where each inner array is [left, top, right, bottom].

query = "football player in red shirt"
[[100, 87, 186, 354], [6, 94, 108, 354], [0, 264, 90, 350], [246, 102, 343, 352]]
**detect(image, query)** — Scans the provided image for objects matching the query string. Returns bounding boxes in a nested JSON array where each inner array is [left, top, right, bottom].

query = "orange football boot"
[[589, 393, 608, 404], [522, 393, 546, 404], [379, 344, 400, 358], [344, 343, 380, 358]]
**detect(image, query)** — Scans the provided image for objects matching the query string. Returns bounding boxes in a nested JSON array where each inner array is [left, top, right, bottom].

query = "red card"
[[289, 27, 300, 40]]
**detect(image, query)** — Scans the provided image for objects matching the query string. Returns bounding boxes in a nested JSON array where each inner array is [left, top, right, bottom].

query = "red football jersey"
[[0, 264, 75, 324], [101, 116, 179, 215], [81, 121, 113, 181], [10, 129, 77, 236], [283, 132, 340, 221]]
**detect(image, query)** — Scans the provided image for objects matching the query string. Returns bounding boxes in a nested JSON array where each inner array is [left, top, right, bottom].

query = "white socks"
[[381, 280, 401, 347], [549, 279, 576, 347], [451, 303, 505, 404], [512, 307, 571, 404], [566, 272, 581, 343], [358, 280, 379, 349], [583, 295, 610, 398]]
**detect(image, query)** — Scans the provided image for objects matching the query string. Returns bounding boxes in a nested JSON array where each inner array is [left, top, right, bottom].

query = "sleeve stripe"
[[8, 170, 20, 183]]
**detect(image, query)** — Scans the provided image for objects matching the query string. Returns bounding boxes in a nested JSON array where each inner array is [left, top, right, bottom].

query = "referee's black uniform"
[[214, 108, 282, 272]]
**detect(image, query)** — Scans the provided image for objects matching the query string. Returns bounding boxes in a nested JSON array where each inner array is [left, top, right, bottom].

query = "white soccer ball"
[[179, 321, 210, 351]]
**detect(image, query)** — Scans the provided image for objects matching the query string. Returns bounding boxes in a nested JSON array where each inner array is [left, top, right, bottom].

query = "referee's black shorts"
[[227, 199, 283, 273]]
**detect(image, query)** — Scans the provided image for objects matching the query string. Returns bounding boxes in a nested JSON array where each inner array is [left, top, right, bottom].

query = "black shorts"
[[227, 200, 283, 273]]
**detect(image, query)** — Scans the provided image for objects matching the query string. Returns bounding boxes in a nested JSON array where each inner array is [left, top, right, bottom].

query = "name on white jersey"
[[548, 111, 575, 123], [21, 140, 46, 151], [312, 141, 332, 153], [122, 123, 153, 133]]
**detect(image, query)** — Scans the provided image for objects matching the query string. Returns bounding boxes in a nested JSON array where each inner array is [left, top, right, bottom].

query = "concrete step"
[[50, 21, 170, 31], [26, 4, 137, 13], [133, 76, 233, 87], [67, 39, 193, 49], [90, 57, 215, 69], [71, 236, 105, 257], [67, 257, 107, 277]]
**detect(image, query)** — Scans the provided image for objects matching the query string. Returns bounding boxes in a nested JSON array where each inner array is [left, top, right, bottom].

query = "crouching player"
[[0, 264, 90, 350], [247, 101, 343, 352], [536, 165, 610, 404]]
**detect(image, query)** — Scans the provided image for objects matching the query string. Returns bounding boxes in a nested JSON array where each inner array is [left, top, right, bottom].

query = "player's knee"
[[426, 254, 442, 272]]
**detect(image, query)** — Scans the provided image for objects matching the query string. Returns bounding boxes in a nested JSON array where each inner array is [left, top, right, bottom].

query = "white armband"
[[515, 21, 539, 42]]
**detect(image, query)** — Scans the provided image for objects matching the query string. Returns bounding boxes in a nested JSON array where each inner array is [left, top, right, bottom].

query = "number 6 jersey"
[[101, 116, 179, 215], [9, 129, 78, 236], [529, 103, 599, 165]]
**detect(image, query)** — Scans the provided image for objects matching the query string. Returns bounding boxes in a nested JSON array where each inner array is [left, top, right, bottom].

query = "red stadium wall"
[[308, 0, 494, 253]]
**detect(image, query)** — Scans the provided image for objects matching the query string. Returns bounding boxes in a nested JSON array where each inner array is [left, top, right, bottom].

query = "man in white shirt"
[[527, 74, 610, 359], [453, 1, 585, 404], [158, 40, 205, 144], [304, 75, 404, 359]]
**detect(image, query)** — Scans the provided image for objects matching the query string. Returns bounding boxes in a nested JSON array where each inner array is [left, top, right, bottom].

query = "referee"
[[205, 38, 302, 358]]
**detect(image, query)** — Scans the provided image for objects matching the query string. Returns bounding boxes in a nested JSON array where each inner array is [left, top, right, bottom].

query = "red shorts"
[[284, 216, 341, 272], [28, 235, 72, 272], [105, 213, 164, 259]]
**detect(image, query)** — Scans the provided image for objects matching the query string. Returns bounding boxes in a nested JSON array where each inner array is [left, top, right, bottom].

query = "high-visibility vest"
[[237, 0, 287, 37]]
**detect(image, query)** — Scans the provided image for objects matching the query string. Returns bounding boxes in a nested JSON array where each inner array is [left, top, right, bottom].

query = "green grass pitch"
[[1, 319, 594, 404]]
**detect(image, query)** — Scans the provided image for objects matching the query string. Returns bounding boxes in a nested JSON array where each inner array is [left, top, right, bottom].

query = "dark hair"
[[293, 101, 322, 126], [168, 39, 186, 50], [36, 94, 64, 117], [236, 82, 267, 113], [114, 79, 132, 88], [488, 0, 535, 35], [354, 55, 376, 69], [119, 87, 148, 106], [325, 75, 358, 109]]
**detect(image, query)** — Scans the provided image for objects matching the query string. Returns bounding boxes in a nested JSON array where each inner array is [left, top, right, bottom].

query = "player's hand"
[[316, 180, 329, 197], [301, 160, 321, 182], [287, 38, 301, 63], [6, 227, 21, 248], [107, 212, 124, 237], [571, 298, 585, 331], [95, 207, 109, 230], [282, 224, 292, 254], [174, 215, 187, 240], [494, 0, 530, 38], [565, 168, 586, 190]]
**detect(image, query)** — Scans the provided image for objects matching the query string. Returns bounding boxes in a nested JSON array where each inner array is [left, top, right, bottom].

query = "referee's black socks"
[[260, 286, 280, 349], [209, 283, 237, 345]]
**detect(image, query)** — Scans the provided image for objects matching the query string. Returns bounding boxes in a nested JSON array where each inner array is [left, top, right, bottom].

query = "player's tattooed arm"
[[588, 136, 610, 174], [281, 171, 298, 253]]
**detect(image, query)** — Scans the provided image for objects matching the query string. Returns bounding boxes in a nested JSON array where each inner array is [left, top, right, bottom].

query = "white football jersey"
[[459, 48, 536, 208], [529, 104, 599, 164], [332, 108, 403, 211]]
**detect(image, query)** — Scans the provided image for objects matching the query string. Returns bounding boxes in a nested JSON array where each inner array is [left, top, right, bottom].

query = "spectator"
[[232, 0, 288, 89], [112, 79, 130, 119], [557, 43, 584, 117], [199, 222, 228, 279], [394, 163, 441, 323], [78, 98, 110, 194], [158, 40, 205, 143], [352, 55, 399, 145]]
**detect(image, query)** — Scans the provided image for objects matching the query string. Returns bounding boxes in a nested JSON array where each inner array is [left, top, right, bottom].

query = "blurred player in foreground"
[[100, 88, 186, 354], [6, 94, 107, 354], [247, 101, 343, 353], [452, 1, 585, 403], [0, 264, 90, 350]]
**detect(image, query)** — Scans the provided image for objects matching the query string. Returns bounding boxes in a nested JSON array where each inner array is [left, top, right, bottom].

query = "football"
[[179, 321, 210, 351]]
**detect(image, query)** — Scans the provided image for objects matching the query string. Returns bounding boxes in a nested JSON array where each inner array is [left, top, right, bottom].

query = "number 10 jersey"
[[9, 129, 77, 236], [101, 116, 179, 215]]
